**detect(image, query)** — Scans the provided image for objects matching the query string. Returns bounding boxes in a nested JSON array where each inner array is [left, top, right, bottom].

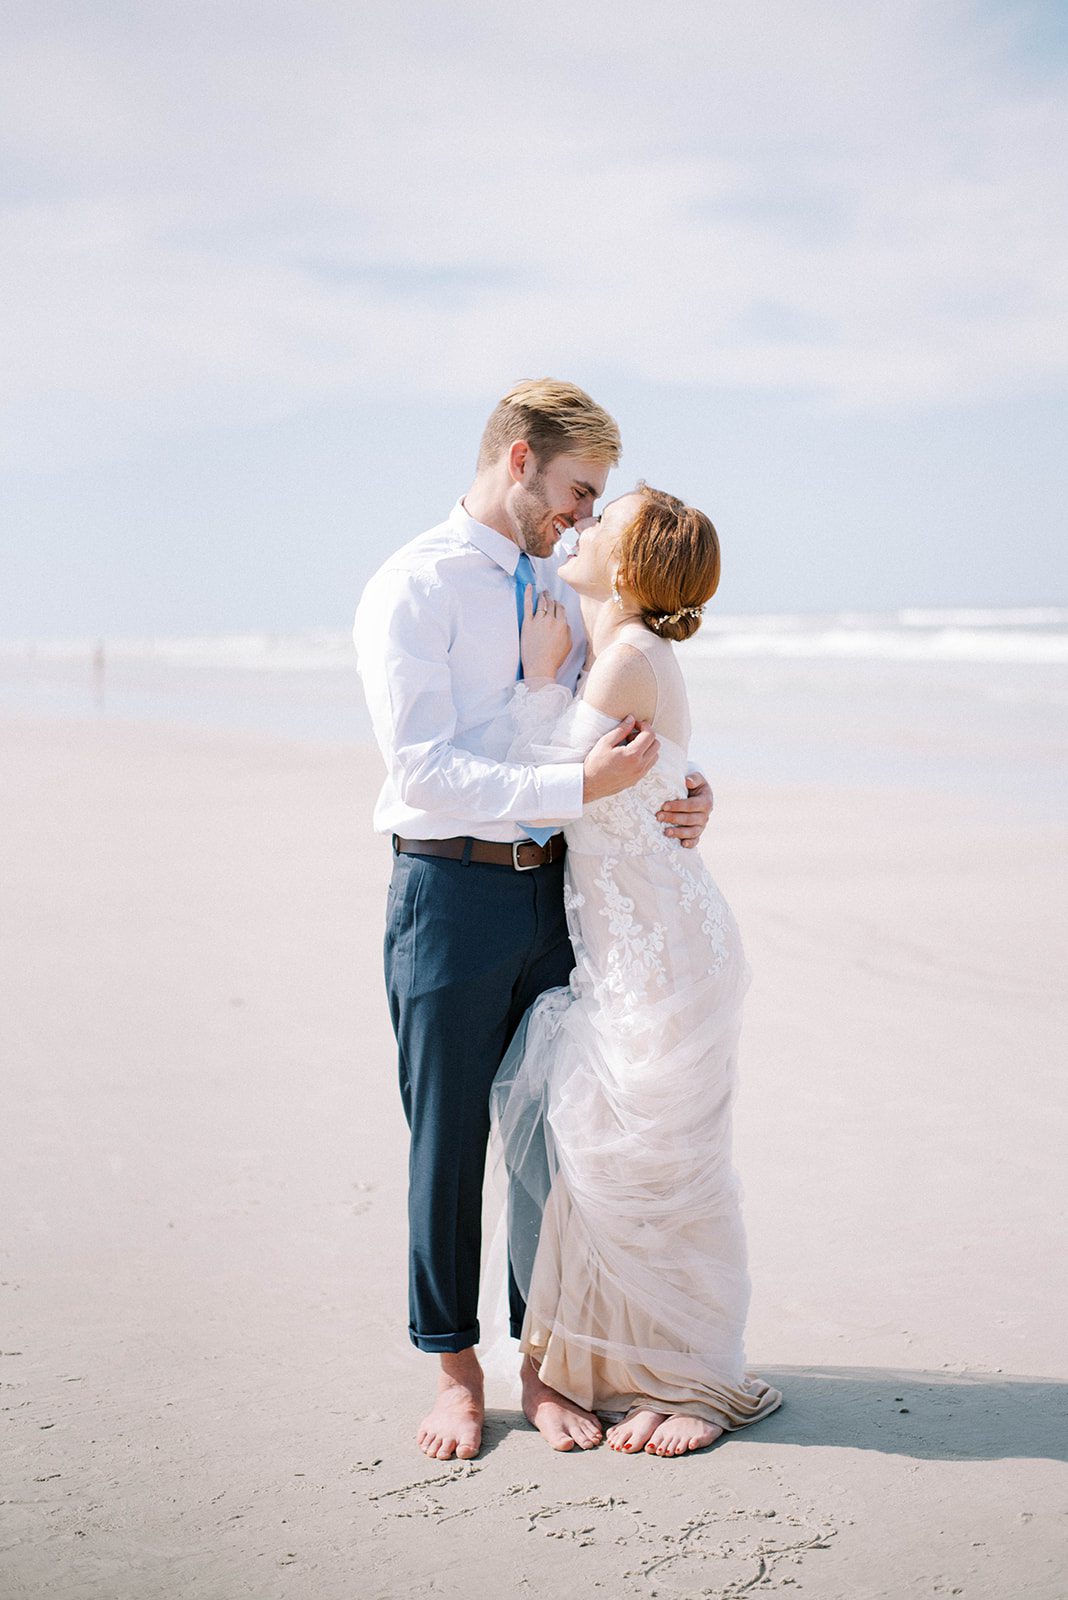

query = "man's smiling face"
[[508, 447, 610, 559]]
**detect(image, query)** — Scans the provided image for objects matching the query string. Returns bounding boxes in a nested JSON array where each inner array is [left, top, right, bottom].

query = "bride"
[[490, 483, 781, 1458]]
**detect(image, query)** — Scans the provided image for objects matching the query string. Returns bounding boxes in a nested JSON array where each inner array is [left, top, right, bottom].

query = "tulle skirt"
[[490, 902, 781, 1431]]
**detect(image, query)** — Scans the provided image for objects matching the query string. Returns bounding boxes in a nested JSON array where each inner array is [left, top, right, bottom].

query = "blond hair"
[[477, 379, 621, 471], [617, 483, 721, 643]]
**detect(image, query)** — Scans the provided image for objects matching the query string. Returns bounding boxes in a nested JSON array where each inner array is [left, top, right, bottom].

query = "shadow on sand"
[[480, 1367, 1067, 1463]]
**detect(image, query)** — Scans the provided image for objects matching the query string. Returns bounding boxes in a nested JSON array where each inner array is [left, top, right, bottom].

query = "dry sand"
[[2, 715, 1065, 1600]]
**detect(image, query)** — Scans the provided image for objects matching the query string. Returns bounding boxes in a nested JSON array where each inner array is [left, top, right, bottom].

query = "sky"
[[1, 0, 1066, 638]]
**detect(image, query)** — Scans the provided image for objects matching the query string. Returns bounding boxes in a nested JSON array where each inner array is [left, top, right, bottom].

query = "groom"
[[353, 380, 714, 1460]]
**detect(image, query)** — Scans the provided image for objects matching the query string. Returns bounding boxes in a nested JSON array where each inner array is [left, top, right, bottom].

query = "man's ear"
[[507, 439, 533, 484]]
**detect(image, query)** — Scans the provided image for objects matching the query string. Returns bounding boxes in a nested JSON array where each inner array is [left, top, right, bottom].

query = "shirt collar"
[[450, 499, 523, 576]]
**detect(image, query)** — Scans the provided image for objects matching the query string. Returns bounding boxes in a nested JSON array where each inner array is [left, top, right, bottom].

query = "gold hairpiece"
[[649, 603, 704, 630]]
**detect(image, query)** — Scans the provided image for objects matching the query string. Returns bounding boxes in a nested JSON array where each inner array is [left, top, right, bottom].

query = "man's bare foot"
[[606, 1407, 666, 1452], [645, 1415, 724, 1456], [417, 1350, 484, 1461], [520, 1355, 602, 1451]]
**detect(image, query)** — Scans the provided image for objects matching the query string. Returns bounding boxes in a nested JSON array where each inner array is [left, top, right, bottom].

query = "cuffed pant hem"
[[409, 1323, 480, 1354]]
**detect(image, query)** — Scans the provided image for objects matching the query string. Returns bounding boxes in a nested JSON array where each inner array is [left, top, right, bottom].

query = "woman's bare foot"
[[520, 1355, 602, 1451], [606, 1407, 667, 1452], [645, 1415, 724, 1456], [417, 1350, 484, 1461]]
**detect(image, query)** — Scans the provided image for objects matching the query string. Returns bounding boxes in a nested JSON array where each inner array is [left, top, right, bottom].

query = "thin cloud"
[[2, 0, 1066, 466]]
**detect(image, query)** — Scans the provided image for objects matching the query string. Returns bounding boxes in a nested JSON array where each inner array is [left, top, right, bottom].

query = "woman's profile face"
[[557, 492, 643, 599]]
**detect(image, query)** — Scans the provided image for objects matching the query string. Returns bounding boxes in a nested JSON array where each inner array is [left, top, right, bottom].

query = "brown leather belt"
[[392, 833, 566, 872]]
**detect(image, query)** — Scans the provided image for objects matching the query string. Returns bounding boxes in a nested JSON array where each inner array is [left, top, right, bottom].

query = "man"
[[354, 380, 714, 1461]]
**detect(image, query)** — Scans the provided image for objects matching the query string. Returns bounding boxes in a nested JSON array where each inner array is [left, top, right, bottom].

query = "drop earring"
[[611, 570, 623, 607]]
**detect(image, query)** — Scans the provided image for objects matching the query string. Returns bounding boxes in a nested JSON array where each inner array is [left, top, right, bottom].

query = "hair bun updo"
[[617, 484, 721, 643], [645, 602, 706, 642]]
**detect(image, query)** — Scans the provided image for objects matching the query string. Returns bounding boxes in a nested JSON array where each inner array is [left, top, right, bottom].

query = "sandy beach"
[[2, 711, 1066, 1600]]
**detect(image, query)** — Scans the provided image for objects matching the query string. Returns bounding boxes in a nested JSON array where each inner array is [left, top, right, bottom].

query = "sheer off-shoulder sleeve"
[[507, 683, 618, 766]]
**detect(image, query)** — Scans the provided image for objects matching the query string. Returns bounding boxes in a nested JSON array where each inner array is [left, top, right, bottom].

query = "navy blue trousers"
[[384, 849, 574, 1353]]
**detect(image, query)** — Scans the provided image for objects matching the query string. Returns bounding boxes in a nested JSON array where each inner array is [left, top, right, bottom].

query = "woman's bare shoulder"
[[582, 639, 658, 724]]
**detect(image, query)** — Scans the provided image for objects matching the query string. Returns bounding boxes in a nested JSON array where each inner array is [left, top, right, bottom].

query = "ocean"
[[3, 608, 1065, 821]]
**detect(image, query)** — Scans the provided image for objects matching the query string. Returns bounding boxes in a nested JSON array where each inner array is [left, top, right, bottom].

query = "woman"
[[490, 483, 781, 1457]]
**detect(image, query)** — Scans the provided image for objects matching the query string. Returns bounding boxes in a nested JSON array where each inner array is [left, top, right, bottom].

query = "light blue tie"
[[513, 553, 555, 848], [513, 552, 537, 681]]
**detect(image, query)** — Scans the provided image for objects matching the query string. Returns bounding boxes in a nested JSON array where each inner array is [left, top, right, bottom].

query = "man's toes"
[[567, 1415, 599, 1448], [536, 1413, 578, 1451]]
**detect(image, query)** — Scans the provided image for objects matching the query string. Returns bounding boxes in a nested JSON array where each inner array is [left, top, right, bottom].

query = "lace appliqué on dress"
[[507, 679, 731, 983], [587, 771, 729, 980], [677, 858, 731, 975], [593, 855, 667, 999], [588, 778, 668, 857]]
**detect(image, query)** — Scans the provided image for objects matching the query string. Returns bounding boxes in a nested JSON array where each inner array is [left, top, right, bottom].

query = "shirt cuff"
[[533, 761, 585, 823]]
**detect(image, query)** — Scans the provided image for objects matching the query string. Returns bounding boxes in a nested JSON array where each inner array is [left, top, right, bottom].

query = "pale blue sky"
[[2, 0, 1066, 637]]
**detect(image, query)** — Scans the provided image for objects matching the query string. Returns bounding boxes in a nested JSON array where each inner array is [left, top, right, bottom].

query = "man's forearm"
[[395, 740, 585, 826]]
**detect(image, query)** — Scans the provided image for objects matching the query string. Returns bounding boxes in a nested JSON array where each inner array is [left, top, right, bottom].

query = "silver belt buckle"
[[512, 838, 543, 871]]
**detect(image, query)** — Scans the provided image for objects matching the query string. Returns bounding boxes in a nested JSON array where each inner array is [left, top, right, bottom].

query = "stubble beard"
[[513, 473, 558, 559]]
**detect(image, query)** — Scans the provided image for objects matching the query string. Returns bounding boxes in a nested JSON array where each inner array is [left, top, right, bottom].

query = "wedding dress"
[[489, 631, 781, 1430]]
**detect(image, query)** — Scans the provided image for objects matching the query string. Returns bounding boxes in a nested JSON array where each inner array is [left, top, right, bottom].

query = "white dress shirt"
[[353, 500, 589, 842]]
